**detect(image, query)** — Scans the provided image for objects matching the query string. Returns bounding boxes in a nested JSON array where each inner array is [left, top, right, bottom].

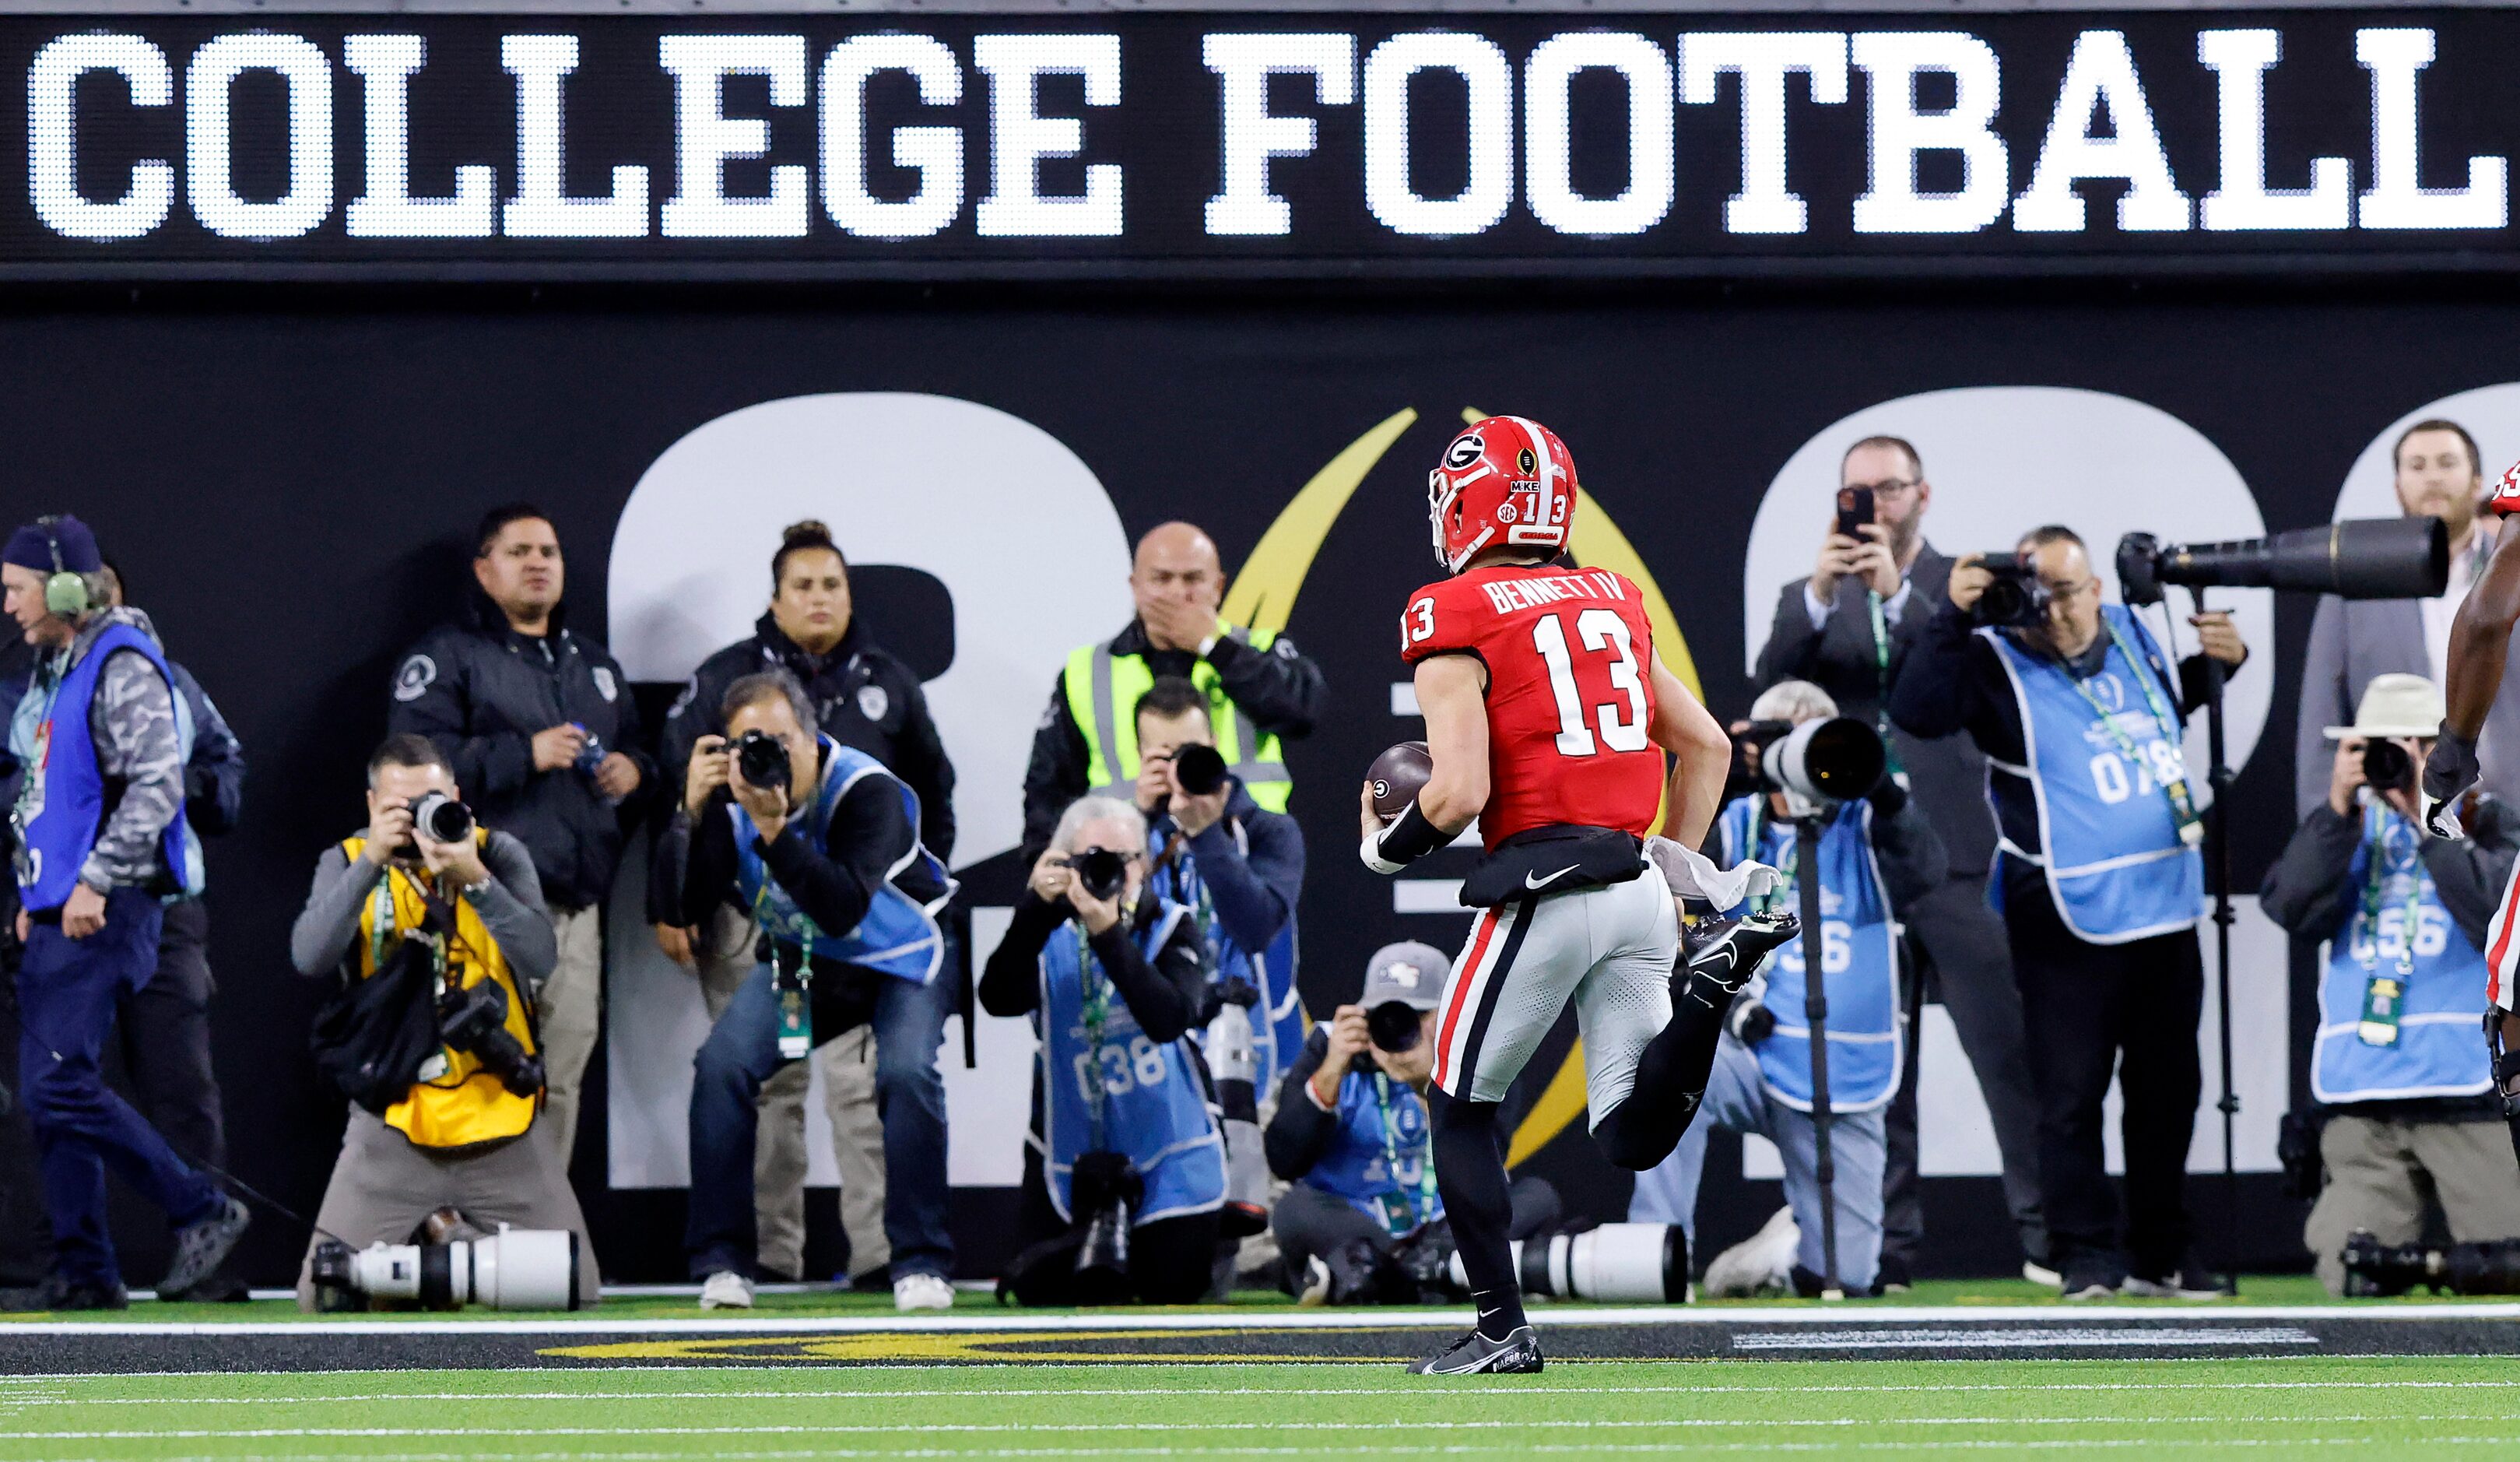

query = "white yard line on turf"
[[13, 1379, 2520, 1407], [3, 1302, 2518, 1337], [24, 1440, 2520, 1460]]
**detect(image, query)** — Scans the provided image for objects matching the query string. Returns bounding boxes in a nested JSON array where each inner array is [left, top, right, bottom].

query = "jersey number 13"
[[1533, 609, 1649, 757]]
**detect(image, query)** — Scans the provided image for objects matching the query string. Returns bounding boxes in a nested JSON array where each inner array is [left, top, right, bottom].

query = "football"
[[1366, 740, 1434, 822]]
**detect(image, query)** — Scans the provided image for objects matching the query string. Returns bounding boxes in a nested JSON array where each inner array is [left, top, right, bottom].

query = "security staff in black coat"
[[1753, 434, 2048, 1288], [388, 504, 651, 1167], [648, 520, 956, 1285]]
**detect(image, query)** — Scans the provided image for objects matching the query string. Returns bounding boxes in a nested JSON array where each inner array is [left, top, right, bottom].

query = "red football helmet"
[[2493, 457, 2520, 516], [1427, 416, 1579, 574]]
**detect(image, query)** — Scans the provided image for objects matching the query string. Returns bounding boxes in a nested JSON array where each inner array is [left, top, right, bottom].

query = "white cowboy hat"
[[2322, 672, 2445, 740]]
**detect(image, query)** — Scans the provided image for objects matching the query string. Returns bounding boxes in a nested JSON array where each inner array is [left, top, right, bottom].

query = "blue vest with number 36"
[[1037, 898, 1227, 1225], [2315, 803, 2493, 1105], [1987, 604, 2203, 944], [1719, 796, 1902, 1112]]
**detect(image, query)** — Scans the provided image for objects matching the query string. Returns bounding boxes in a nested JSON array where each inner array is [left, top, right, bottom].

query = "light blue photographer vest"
[[1719, 795, 1902, 1112], [10, 622, 202, 910], [732, 736, 951, 985], [1304, 1067, 1444, 1232], [1036, 898, 1228, 1225], [1986, 604, 2203, 944], [2313, 802, 2494, 1105], [1146, 823, 1299, 1086]]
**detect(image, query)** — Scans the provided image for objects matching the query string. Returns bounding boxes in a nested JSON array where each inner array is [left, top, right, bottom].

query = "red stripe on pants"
[[1434, 908, 1499, 1091]]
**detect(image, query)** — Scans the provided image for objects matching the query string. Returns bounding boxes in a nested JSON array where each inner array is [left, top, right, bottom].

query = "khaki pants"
[[2304, 1112, 2520, 1294], [537, 904, 605, 1170], [296, 1109, 601, 1309], [696, 906, 890, 1281]]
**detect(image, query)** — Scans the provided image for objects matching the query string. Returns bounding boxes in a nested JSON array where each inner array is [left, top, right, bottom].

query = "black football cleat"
[[1407, 1325, 1544, 1376], [1680, 910, 1799, 1004]]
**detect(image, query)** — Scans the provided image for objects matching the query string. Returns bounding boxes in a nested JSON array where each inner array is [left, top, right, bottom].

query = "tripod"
[[2185, 585, 2243, 1299], [1792, 814, 1845, 1302]]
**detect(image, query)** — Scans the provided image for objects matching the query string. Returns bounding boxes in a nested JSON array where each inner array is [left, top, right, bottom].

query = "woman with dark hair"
[[648, 519, 958, 1302]]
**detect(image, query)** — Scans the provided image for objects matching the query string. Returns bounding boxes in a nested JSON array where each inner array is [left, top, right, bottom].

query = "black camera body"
[[732, 729, 791, 792], [436, 979, 544, 1098], [1171, 742, 1228, 798], [1973, 552, 2051, 630], [1067, 846, 1130, 903]]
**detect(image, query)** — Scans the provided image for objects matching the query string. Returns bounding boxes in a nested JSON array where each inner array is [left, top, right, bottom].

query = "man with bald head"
[[1023, 524, 1326, 1087]]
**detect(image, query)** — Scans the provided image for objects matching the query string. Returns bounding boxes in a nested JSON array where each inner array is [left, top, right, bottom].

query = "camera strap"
[[2069, 619, 2204, 847], [1864, 591, 1904, 778], [1073, 921, 1113, 1149], [1372, 1072, 1439, 1238], [2353, 803, 2423, 1046]]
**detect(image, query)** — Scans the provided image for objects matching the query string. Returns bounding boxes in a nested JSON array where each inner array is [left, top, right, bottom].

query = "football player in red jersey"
[[1362, 416, 1797, 1375], [2423, 455, 2520, 1165]]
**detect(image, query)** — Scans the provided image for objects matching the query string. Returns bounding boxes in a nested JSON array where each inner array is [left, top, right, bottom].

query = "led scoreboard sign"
[[6, 12, 2517, 279]]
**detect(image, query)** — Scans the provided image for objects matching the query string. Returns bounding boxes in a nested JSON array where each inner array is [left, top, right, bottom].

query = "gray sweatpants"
[[2304, 1113, 2520, 1295], [695, 905, 889, 1281], [295, 1109, 600, 1309]]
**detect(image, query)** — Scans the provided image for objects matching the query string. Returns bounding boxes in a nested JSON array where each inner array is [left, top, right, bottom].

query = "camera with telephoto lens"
[[1171, 741, 1228, 797], [437, 980, 544, 1097], [1973, 552, 2052, 630], [311, 1207, 581, 1312], [1066, 846, 1130, 904], [2341, 1229, 2520, 1297], [1730, 717, 1887, 809], [732, 729, 790, 792], [2362, 736, 2416, 795], [2116, 519, 2449, 607], [407, 791, 473, 848]]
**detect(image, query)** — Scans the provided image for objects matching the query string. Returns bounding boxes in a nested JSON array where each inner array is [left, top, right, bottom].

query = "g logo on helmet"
[[1443, 434, 1484, 471]]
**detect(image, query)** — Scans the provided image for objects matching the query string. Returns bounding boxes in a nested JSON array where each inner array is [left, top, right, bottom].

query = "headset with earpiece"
[[35, 515, 88, 618]]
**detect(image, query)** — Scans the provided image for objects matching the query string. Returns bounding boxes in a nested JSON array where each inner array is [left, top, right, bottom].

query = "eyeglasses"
[[1844, 477, 1922, 499], [2041, 577, 2101, 602]]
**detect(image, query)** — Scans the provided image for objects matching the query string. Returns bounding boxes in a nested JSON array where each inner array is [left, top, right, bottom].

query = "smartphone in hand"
[[1836, 486, 1875, 539]]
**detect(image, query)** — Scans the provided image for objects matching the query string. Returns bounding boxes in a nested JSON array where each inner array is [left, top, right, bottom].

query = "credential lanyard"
[[759, 882, 816, 1060], [2353, 802, 2423, 1048], [1372, 1072, 1439, 1237], [1074, 920, 1113, 1149], [1865, 590, 1905, 778], [1745, 801, 1799, 919], [2065, 620, 2204, 846]]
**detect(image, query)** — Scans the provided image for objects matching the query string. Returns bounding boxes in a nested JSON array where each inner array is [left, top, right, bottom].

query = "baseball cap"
[[2323, 673, 2444, 741], [1361, 941, 1448, 1011]]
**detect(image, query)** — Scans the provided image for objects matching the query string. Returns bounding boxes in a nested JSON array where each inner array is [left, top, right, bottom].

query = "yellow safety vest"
[[340, 835, 541, 1151], [1063, 625, 1294, 813]]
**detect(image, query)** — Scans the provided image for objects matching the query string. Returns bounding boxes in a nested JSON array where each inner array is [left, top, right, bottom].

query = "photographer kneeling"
[[1630, 681, 1944, 1297], [981, 797, 1223, 1306], [661, 671, 956, 1312], [2261, 674, 2520, 1294], [290, 734, 598, 1309]]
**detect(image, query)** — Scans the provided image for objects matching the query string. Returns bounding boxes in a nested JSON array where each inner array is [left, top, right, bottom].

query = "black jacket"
[[1887, 603, 2236, 867], [658, 741, 950, 989], [1264, 1026, 1363, 1183], [1147, 782, 1304, 959], [1755, 543, 1995, 874], [386, 594, 653, 911], [977, 888, 1209, 1042], [1020, 620, 1326, 869], [651, 614, 955, 923]]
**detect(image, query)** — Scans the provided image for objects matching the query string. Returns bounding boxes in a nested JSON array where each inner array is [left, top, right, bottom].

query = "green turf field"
[[0, 1355, 2513, 1460]]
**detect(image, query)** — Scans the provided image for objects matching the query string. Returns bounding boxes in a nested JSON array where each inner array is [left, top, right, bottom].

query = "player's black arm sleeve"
[[1096, 905, 1209, 1044], [2256, 805, 2363, 938], [2421, 799, 2520, 947], [1020, 674, 1090, 871], [1264, 1028, 1340, 1181], [980, 893, 1068, 1017], [1206, 633, 1327, 740]]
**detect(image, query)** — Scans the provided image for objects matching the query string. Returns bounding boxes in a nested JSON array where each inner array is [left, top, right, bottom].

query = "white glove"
[[1646, 836, 1785, 912]]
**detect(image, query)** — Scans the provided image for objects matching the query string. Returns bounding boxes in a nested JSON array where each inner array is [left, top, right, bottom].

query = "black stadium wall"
[[2, 8, 2516, 1285]]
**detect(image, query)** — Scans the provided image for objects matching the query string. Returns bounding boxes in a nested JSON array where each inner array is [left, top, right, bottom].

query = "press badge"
[[1377, 1191, 1416, 1239], [774, 955, 813, 1060], [2357, 975, 2404, 1047]]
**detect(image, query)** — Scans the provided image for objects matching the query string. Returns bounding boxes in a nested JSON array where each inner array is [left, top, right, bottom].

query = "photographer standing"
[[981, 796, 1223, 1306], [658, 672, 955, 1313], [1630, 681, 1944, 1296], [1890, 525, 2246, 1299], [389, 505, 651, 1165], [652, 521, 956, 1288], [1753, 435, 2047, 1286], [289, 735, 598, 1309], [2261, 675, 2520, 1293], [3, 514, 247, 1310], [1132, 677, 1304, 1084]]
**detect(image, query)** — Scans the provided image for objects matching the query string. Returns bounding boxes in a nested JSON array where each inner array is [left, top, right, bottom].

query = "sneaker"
[[160, 1197, 249, 1299], [1704, 1206, 1800, 1298], [893, 1271, 955, 1312], [2123, 1267, 2224, 1300], [1407, 1325, 1543, 1376], [36, 1274, 128, 1311], [2023, 1260, 2064, 1288], [699, 1270, 755, 1309], [1875, 1253, 1915, 1295], [2059, 1263, 2122, 1302], [1297, 1255, 1334, 1307], [1683, 911, 1800, 999]]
